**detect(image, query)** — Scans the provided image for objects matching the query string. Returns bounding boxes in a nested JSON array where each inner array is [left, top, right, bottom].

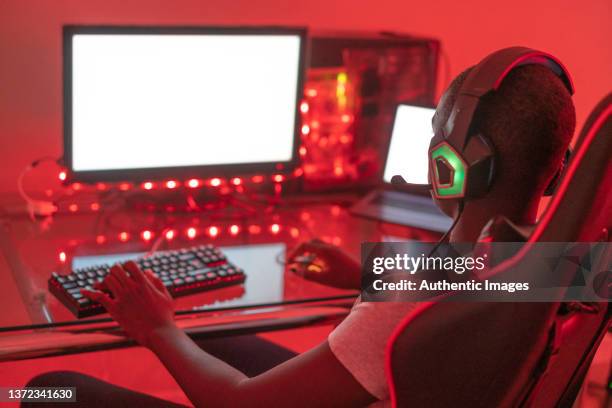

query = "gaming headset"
[[393, 47, 574, 202], [428, 46, 574, 200]]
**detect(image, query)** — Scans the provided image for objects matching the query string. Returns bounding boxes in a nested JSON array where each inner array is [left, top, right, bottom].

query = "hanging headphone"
[[428, 47, 574, 200]]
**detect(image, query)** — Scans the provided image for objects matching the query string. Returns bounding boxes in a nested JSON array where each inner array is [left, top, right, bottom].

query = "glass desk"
[[0, 198, 440, 360]]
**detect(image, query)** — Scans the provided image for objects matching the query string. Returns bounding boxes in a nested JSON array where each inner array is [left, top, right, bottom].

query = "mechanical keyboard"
[[49, 244, 246, 318]]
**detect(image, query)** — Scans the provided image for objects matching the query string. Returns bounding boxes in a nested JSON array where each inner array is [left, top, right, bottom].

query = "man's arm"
[[83, 261, 375, 408], [150, 326, 374, 407]]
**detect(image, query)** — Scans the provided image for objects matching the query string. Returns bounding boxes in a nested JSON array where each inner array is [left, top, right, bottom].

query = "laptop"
[[350, 104, 452, 232]]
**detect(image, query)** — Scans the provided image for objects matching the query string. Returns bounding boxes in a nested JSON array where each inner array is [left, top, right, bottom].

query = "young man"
[[26, 58, 575, 407]]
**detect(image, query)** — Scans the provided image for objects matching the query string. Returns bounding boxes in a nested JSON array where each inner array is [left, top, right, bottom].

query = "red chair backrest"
[[385, 93, 612, 407]]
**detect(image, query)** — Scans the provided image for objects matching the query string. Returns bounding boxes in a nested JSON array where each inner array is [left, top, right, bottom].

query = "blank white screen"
[[383, 105, 435, 184], [71, 34, 301, 171]]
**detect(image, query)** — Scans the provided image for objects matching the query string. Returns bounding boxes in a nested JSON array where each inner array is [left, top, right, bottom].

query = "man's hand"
[[82, 261, 176, 348], [287, 239, 361, 290]]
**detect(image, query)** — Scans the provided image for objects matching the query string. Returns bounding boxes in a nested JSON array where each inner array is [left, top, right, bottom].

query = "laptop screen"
[[383, 104, 435, 184]]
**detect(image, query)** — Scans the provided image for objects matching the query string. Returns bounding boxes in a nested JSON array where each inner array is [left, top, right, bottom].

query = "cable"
[[17, 157, 61, 221], [146, 227, 173, 257], [426, 201, 464, 257]]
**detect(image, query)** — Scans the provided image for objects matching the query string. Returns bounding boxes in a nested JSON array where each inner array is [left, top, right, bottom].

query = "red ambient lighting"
[[229, 224, 240, 236], [248, 225, 262, 234], [290, 227, 300, 238], [208, 226, 219, 238], [187, 179, 201, 188], [165, 229, 176, 240], [186, 227, 197, 239], [141, 230, 153, 242], [119, 232, 130, 242]]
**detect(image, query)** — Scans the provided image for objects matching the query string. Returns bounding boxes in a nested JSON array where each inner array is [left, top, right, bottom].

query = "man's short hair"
[[437, 64, 576, 201]]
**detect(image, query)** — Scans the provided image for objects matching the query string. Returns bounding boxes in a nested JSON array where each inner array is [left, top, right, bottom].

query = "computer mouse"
[[287, 252, 327, 275]]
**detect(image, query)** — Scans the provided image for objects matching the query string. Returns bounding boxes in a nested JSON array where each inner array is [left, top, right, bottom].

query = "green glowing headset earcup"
[[429, 134, 495, 200], [429, 142, 468, 198]]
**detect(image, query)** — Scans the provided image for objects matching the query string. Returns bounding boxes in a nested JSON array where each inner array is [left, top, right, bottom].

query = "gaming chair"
[[385, 93, 612, 407]]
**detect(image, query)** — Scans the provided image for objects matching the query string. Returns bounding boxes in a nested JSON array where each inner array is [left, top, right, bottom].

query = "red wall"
[[0, 0, 610, 194]]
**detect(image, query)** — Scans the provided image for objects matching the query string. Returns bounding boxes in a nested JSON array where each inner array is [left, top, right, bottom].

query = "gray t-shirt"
[[328, 299, 419, 406]]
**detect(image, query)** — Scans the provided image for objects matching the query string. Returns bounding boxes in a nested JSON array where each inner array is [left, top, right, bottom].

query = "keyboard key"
[[189, 259, 204, 268], [53, 273, 66, 284], [188, 268, 212, 276]]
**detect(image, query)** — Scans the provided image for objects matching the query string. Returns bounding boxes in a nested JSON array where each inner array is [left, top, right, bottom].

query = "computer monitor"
[[382, 104, 435, 185], [63, 26, 306, 182]]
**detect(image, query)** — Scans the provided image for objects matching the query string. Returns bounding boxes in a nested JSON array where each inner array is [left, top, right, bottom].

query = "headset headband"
[[444, 47, 574, 151]]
